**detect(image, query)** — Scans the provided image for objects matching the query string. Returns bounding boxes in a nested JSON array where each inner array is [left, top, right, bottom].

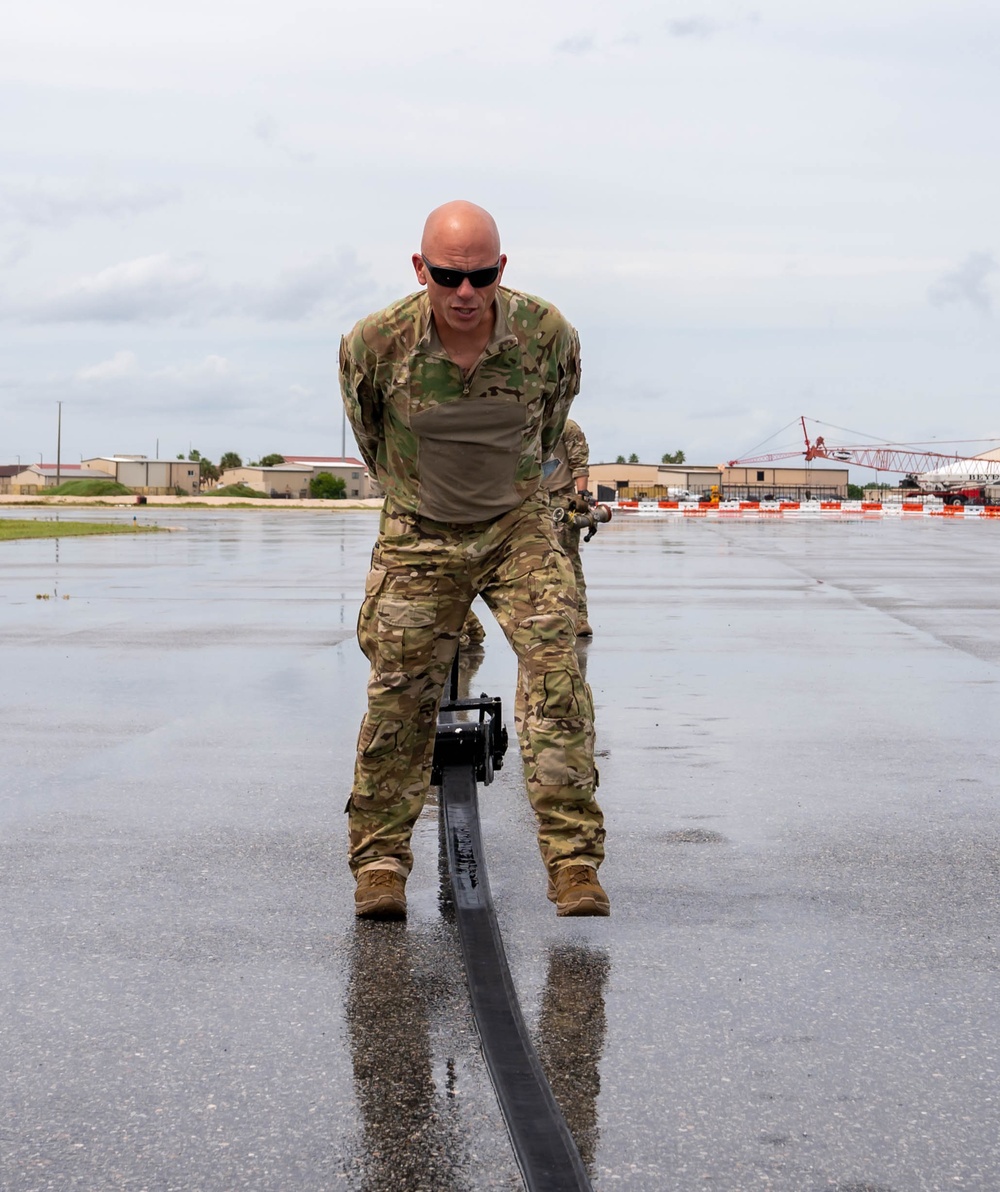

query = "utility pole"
[[56, 401, 62, 485], [341, 406, 346, 460]]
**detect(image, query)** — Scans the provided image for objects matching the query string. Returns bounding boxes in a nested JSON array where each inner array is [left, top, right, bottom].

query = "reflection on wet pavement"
[[457, 644, 487, 702], [5, 510, 1000, 1188], [345, 927, 612, 1189], [345, 922, 467, 1192], [536, 944, 611, 1179]]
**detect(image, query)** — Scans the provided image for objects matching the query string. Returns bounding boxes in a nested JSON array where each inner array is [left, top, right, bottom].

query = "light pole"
[[56, 401, 62, 485]]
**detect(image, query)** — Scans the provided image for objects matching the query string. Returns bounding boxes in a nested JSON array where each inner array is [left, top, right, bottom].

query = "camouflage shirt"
[[339, 286, 581, 523], [545, 418, 590, 497]]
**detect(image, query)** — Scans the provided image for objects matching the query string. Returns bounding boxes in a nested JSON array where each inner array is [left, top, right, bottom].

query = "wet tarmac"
[[2, 507, 999, 1191]]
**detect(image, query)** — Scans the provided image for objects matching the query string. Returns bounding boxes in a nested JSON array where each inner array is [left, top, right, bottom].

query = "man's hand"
[[570, 492, 592, 513]]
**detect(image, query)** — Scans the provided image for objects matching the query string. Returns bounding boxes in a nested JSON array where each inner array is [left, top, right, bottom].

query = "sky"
[[2, 0, 998, 474]]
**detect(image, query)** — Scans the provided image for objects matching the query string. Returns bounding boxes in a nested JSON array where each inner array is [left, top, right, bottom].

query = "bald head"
[[412, 201, 507, 345], [420, 200, 501, 264]]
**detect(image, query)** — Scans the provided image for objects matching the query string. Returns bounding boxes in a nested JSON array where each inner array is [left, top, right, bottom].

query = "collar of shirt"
[[415, 290, 519, 359]]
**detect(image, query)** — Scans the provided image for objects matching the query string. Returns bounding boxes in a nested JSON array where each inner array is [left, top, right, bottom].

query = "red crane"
[[727, 416, 988, 474]]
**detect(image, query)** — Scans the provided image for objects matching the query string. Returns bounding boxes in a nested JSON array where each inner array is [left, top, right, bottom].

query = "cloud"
[[75, 349, 232, 387], [1, 233, 30, 268], [74, 350, 233, 389], [28, 253, 211, 323], [151, 355, 232, 384], [666, 17, 717, 38], [75, 350, 138, 381], [253, 115, 280, 144], [689, 404, 753, 421], [928, 252, 997, 314], [59, 347, 338, 447], [0, 183, 178, 229], [70, 350, 249, 424], [15, 249, 379, 326], [554, 35, 596, 55], [236, 251, 377, 321], [252, 114, 316, 164]]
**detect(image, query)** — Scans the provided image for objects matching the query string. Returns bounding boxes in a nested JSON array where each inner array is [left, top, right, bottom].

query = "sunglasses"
[[421, 257, 501, 289]]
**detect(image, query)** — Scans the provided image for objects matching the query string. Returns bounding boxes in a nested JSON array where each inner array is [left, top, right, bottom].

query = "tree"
[[310, 472, 346, 499], [615, 454, 626, 464], [628, 452, 639, 464], [847, 484, 865, 499], [661, 449, 686, 465], [219, 452, 242, 471], [183, 449, 218, 483], [258, 453, 285, 467]]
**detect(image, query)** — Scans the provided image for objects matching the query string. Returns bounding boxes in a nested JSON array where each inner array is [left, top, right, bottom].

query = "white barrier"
[[609, 499, 1000, 519]]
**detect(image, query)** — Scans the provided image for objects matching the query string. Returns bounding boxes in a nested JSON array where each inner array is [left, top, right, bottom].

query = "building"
[[84, 456, 203, 495], [588, 462, 723, 501], [0, 465, 21, 494], [588, 461, 849, 502], [280, 456, 378, 499], [721, 464, 849, 501], [8, 464, 115, 494], [216, 456, 377, 499], [217, 464, 314, 498]]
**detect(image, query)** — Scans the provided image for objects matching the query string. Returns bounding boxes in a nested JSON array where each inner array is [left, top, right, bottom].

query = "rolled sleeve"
[[339, 331, 383, 477], [540, 325, 581, 456]]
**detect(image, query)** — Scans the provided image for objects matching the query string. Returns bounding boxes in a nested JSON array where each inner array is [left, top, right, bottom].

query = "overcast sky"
[[2, 0, 998, 473]]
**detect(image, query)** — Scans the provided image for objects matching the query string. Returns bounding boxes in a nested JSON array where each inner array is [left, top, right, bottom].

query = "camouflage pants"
[[511, 511, 589, 740], [556, 519, 588, 623], [349, 498, 605, 878]]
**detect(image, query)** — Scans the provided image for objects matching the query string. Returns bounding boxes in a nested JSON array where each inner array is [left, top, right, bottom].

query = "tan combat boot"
[[576, 619, 593, 637], [460, 608, 487, 647], [547, 865, 610, 917], [355, 868, 407, 919]]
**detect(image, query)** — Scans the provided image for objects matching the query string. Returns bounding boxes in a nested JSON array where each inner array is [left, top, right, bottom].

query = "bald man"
[[340, 201, 608, 919]]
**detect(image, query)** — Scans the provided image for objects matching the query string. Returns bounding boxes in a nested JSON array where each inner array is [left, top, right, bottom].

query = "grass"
[[47, 479, 135, 496], [0, 519, 161, 541], [211, 483, 270, 498]]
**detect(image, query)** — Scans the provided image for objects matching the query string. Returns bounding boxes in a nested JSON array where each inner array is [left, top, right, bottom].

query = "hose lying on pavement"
[[435, 654, 594, 1192]]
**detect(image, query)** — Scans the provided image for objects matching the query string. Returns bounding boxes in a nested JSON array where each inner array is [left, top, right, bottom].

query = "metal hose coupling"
[[552, 502, 613, 541]]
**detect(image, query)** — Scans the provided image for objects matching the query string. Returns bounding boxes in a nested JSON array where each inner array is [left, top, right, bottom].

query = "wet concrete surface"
[[2, 508, 999, 1190]]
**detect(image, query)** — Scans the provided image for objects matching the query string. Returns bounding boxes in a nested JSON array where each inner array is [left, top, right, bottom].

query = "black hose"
[[440, 763, 594, 1192]]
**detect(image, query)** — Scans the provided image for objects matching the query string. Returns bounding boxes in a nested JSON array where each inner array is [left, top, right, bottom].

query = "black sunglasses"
[[421, 257, 501, 289]]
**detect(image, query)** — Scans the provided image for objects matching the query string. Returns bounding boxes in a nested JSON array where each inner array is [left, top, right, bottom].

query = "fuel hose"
[[440, 762, 594, 1192]]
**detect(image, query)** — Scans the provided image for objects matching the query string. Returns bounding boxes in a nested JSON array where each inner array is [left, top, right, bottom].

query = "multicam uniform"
[[544, 418, 591, 627], [340, 286, 605, 880], [463, 417, 590, 643], [511, 416, 592, 743]]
